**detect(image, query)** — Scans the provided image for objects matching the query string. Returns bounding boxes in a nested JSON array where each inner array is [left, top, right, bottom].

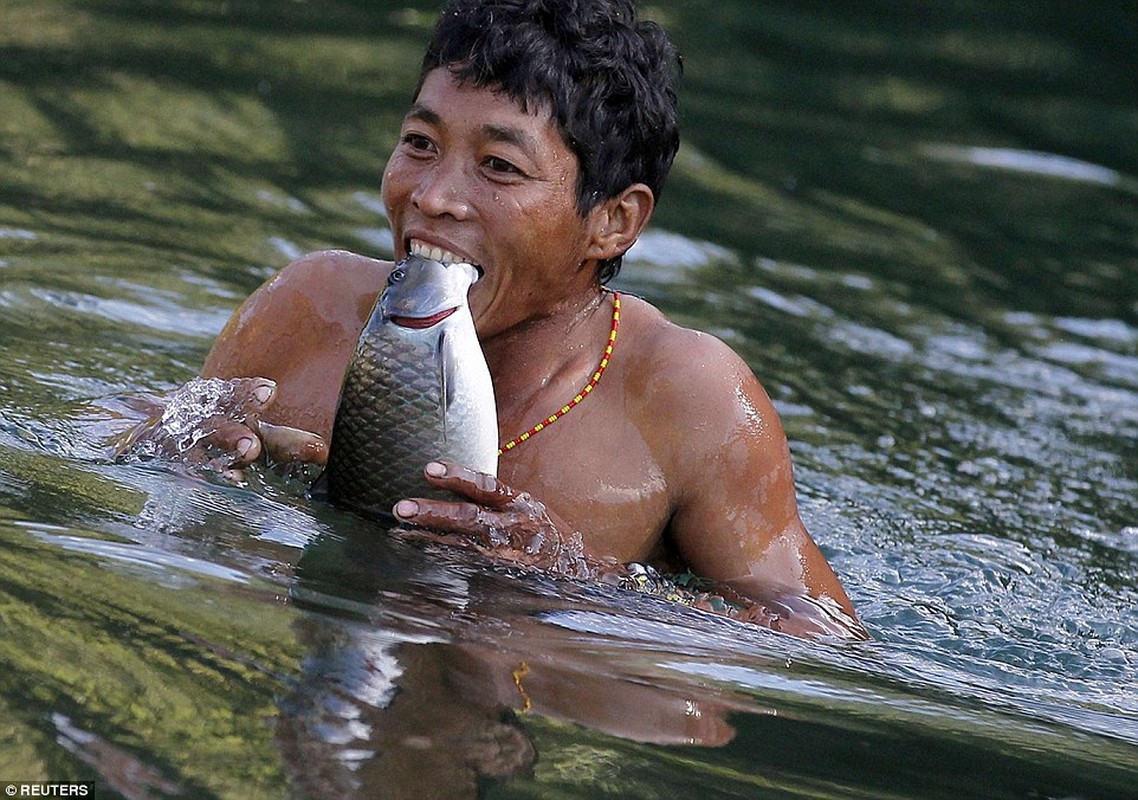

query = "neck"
[[481, 286, 610, 414]]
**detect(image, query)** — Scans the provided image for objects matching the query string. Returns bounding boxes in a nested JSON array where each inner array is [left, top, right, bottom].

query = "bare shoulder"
[[614, 293, 795, 505], [276, 248, 391, 280], [257, 249, 392, 319], [202, 250, 393, 434], [617, 294, 776, 428], [208, 250, 391, 348]]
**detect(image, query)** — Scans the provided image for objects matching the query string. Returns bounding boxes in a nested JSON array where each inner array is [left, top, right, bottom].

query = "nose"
[[410, 157, 471, 220]]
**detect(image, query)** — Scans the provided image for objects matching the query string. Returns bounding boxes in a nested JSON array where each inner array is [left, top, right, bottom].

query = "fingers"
[[398, 460, 525, 538], [392, 496, 502, 536], [219, 377, 277, 424], [257, 422, 328, 466], [419, 460, 518, 508], [211, 379, 329, 470], [116, 376, 279, 472], [393, 498, 540, 569], [391, 464, 596, 579], [187, 377, 273, 467], [190, 420, 263, 468]]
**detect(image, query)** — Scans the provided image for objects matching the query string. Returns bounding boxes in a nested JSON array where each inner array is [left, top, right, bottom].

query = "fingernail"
[[394, 499, 419, 519], [236, 437, 255, 457], [253, 383, 275, 404], [425, 461, 446, 478]]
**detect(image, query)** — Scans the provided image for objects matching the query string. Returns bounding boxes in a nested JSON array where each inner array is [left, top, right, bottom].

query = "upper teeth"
[[410, 240, 465, 265]]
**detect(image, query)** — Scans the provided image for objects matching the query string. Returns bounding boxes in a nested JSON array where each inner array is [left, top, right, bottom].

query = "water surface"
[[1, 1, 1135, 797]]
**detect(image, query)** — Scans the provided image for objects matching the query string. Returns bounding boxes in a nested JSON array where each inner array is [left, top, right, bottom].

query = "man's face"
[[381, 68, 602, 338]]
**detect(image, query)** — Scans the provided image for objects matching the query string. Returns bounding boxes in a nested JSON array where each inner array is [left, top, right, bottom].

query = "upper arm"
[[201, 249, 388, 437], [649, 329, 858, 619]]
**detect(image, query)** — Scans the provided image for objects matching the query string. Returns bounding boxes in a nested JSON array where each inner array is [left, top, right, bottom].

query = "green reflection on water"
[[0, 516, 298, 794], [0, 0, 425, 284]]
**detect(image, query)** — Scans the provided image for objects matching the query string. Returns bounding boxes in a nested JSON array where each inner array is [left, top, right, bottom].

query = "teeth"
[[410, 239, 464, 265]]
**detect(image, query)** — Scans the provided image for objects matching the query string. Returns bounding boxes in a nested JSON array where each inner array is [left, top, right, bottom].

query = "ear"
[[584, 183, 655, 263]]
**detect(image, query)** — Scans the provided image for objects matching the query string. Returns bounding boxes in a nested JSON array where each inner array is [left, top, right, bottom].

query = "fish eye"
[[388, 269, 405, 284]]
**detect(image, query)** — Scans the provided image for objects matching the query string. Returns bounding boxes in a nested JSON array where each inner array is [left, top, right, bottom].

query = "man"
[[125, 0, 866, 639]]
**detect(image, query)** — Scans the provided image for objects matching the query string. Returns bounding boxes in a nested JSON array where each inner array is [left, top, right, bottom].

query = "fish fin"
[[308, 468, 329, 500], [437, 330, 450, 442]]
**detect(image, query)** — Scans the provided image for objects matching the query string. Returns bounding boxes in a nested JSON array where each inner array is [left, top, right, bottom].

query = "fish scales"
[[320, 255, 498, 517], [329, 334, 450, 506]]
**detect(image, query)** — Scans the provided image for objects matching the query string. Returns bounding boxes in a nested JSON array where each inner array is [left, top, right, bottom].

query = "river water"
[[1, 1, 1135, 797]]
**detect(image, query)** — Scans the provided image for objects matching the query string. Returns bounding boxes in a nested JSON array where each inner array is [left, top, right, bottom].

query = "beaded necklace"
[[498, 292, 621, 455]]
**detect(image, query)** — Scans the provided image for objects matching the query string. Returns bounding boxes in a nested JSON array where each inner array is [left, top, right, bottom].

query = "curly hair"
[[419, 0, 682, 282]]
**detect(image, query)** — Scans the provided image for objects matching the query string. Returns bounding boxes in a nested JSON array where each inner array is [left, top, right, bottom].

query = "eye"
[[401, 132, 436, 154], [484, 156, 523, 177], [388, 268, 405, 284]]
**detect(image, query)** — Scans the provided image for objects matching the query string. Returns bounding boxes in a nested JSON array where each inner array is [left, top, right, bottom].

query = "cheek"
[[526, 203, 591, 255], [379, 166, 395, 200], [380, 157, 410, 208]]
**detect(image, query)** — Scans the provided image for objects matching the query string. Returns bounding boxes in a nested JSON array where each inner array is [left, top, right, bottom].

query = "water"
[[1, 0, 1136, 797]]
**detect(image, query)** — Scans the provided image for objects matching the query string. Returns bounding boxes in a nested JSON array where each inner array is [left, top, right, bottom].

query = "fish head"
[[379, 255, 481, 330]]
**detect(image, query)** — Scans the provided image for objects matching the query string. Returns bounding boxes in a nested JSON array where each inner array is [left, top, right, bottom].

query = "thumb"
[[256, 421, 328, 466]]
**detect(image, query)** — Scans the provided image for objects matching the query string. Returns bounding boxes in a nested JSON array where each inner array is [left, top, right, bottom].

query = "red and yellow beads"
[[498, 292, 621, 454]]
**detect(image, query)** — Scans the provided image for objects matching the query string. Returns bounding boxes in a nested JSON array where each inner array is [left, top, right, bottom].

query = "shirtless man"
[[125, 0, 866, 640]]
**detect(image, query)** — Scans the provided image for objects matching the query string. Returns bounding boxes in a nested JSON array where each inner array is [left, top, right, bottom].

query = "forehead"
[[408, 68, 571, 156]]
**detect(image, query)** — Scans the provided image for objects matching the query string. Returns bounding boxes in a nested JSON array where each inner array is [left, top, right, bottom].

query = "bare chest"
[[496, 411, 672, 563]]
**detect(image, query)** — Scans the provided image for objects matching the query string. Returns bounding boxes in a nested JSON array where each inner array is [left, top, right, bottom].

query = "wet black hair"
[[419, 0, 682, 283]]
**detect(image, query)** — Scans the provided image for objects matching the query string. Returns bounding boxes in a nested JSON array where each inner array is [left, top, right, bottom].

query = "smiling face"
[[381, 68, 610, 339]]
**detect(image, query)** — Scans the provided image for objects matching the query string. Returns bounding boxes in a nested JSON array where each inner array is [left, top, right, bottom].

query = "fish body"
[[321, 254, 497, 517]]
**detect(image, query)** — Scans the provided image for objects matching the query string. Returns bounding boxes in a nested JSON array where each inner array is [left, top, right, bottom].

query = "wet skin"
[[189, 68, 864, 638]]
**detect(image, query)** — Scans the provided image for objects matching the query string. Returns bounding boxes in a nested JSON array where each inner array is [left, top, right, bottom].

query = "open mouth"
[[408, 239, 482, 277], [390, 306, 458, 329]]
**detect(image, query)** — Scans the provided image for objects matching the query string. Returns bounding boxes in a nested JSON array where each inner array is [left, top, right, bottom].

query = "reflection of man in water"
[[278, 544, 745, 799], [123, 0, 865, 640]]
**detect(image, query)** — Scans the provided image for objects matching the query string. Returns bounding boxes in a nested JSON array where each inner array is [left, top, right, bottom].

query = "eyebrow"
[[405, 103, 541, 158], [482, 123, 539, 155], [405, 104, 442, 126]]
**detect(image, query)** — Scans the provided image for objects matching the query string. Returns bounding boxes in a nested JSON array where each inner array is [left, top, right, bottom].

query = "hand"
[[110, 376, 327, 482], [391, 460, 604, 579], [732, 591, 871, 641]]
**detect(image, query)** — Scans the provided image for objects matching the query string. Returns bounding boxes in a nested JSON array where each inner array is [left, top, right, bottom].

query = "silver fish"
[[320, 254, 498, 517]]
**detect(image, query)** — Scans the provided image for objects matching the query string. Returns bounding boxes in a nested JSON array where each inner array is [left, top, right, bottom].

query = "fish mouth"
[[390, 306, 458, 329]]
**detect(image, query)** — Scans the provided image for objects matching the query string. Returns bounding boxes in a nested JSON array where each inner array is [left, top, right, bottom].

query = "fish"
[[318, 253, 498, 517]]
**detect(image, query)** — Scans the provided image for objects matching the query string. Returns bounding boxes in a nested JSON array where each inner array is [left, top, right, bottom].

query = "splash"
[[160, 378, 240, 451], [117, 377, 245, 462]]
